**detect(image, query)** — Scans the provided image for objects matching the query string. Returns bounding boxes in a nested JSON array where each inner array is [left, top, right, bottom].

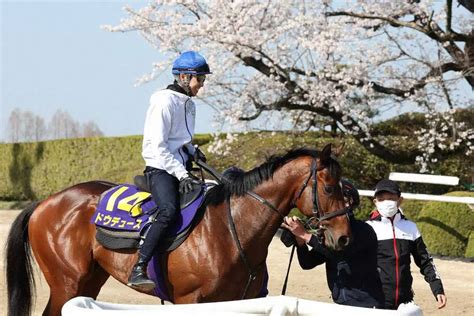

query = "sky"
[[1, 0, 217, 142]]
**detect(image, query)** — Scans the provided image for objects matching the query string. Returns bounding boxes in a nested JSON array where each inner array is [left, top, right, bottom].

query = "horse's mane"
[[204, 148, 341, 206]]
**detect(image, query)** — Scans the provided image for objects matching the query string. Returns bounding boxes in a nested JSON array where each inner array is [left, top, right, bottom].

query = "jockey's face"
[[189, 74, 205, 96]]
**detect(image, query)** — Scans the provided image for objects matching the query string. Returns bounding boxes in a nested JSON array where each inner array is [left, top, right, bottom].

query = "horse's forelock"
[[326, 157, 342, 181]]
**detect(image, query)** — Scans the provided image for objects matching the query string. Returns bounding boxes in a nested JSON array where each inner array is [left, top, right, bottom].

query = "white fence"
[[359, 173, 474, 207], [62, 296, 422, 316]]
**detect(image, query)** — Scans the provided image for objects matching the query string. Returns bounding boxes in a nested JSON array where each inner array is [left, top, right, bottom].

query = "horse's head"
[[294, 143, 352, 251]]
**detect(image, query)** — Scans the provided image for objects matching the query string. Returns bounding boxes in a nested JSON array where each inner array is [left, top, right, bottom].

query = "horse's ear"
[[332, 142, 345, 158], [320, 143, 332, 165]]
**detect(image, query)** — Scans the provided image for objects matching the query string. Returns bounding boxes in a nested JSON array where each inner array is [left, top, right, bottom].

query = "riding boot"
[[127, 254, 156, 291]]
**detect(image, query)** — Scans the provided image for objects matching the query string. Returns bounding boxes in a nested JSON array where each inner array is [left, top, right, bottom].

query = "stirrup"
[[127, 263, 156, 291], [127, 276, 156, 291]]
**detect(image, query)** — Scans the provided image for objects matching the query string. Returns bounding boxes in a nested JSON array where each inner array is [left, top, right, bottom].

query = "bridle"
[[246, 158, 351, 223], [294, 158, 352, 231]]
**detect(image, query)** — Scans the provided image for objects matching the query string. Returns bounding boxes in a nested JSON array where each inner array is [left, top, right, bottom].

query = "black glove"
[[193, 147, 207, 163], [179, 175, 203, 194]]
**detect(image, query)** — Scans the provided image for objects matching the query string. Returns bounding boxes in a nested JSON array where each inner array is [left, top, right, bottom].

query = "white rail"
[[62, 296, 422, 316], [358, 190, 474, 204], [389, 173, 459, 186]]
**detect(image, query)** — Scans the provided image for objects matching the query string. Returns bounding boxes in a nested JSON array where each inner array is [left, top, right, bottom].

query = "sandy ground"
[[1, 210, 473, 315]]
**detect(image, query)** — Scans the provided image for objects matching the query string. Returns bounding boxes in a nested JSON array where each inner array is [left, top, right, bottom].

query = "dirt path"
[[1, 210, 473, 315]]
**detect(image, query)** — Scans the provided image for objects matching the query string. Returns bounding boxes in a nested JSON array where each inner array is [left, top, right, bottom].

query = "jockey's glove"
[[179, 174, 203, 194], [193, 147, 207, 163]]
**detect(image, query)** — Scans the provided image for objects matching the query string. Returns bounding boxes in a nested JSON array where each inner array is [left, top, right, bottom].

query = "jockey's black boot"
[[127, 254, 156, 291]]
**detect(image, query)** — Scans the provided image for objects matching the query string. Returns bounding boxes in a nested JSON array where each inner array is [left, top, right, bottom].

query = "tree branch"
[[323, 62, 463, 97], [240, 95, 423, 163], [446, 0, 453, 33], [236, 54, 298, 91], [326, 11, 469, 42], [458, 0, 474, 13]]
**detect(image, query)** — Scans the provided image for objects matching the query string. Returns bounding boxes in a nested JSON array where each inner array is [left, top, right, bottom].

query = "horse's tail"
[[6, 202, 39, 316]]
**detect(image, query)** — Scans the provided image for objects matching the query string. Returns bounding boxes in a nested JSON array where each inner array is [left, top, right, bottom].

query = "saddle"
[[92, 175, 208, 251], [133, 175, 202, 209]]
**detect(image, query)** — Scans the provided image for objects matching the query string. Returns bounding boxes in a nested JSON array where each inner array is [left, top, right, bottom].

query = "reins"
[[226, 198, 267, 299], [281, 244, 296, 296], [195, 159, 285, 220]]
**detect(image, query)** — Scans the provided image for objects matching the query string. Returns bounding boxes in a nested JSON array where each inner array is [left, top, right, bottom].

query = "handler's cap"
[[374, 179, 401, 196]]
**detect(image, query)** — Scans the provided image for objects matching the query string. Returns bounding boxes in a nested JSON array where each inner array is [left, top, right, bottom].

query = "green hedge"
[[0, 135, 214, 200], [1, 137, 140, 200], [417, 192, 474, 258], [1, 132, 470, 201]]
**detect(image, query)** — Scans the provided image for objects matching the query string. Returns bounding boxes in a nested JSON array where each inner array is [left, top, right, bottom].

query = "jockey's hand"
[[179, 174, 202, 194], [281, 216, 312, 246], [193, 147, 207, 163]]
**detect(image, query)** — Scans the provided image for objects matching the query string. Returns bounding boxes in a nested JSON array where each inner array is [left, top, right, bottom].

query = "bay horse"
[[6, 144, 352, 316]]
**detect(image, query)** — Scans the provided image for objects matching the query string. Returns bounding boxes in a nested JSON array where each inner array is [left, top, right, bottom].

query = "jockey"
[[128, 51, 211, 290]]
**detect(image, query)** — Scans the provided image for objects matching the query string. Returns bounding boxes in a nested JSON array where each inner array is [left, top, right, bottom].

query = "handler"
[[282, 180, 384, 308], [367, 179, 447, 310]]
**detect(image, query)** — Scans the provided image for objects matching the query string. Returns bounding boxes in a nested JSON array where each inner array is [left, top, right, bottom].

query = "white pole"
[[389, 173, 459, 186], [358, 190, 474, 204]]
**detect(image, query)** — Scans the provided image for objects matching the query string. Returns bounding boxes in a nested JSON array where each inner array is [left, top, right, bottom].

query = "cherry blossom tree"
[[105, 0, 473, 171]]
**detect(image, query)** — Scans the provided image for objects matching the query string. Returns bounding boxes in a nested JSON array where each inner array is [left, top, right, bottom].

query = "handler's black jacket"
[[296, 218, 384, 308], [367, 211, 444, 310]]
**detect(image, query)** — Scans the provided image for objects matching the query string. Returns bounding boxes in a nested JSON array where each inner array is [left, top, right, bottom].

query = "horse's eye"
[[324, 185, 335, 194]]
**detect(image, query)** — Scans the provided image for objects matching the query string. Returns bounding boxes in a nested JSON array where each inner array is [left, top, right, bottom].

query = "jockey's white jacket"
[[142, 89, 196, 180]]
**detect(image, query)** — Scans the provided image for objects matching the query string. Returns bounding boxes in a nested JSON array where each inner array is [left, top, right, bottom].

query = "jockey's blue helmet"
[[172, 51, 212, 75]]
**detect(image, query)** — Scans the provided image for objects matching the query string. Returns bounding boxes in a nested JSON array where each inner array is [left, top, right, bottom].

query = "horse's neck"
[[231, 163, 304, 263]]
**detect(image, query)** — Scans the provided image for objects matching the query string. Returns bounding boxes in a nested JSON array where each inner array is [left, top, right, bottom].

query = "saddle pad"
[[92, 184, 206, 237], [92, 184, 156, 232]]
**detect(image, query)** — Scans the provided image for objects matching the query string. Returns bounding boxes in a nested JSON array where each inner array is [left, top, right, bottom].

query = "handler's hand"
[[281, 216, 312, 246], [436, 294, 447, 309]]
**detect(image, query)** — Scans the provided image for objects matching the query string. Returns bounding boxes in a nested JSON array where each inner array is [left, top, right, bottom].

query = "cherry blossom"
[[104, 0, 473, 170]]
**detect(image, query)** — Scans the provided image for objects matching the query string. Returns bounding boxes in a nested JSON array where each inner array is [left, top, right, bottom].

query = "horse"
[[6, 144, 352, 316]]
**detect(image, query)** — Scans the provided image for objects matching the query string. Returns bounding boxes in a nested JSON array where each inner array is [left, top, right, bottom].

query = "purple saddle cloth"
[[91, 184, 205, 237]]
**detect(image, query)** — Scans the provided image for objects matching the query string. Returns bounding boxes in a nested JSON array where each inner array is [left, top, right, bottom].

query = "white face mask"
[[376, 200, 399, 218]]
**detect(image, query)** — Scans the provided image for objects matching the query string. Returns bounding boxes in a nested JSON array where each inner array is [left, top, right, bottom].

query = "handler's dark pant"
[[139, 167, 180, 262]]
